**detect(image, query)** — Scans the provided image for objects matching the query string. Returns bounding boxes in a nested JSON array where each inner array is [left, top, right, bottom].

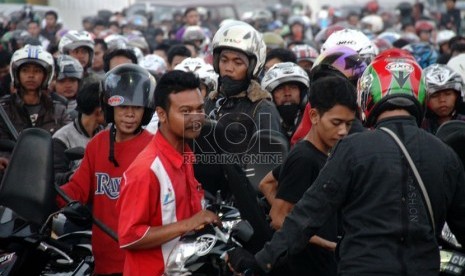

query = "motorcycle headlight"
[[165, 234, 218, 274]]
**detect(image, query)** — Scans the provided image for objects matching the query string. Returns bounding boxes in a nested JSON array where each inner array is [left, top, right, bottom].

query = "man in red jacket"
[[57, 64, 156, 275]]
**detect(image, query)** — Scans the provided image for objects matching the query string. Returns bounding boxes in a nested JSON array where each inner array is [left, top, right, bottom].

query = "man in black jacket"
[[205, 21, 281, 157], [228, 47, 465, 275]]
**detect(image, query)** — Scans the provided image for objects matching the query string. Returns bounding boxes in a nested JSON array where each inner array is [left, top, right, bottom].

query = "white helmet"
[[58, 30, 94, 54], [321, 28, 376, 63], [424, 63, 464, 100], [58, 30, 95, 66], [174, 57, 206, 72], [10, 44, 54, 90], [104, 34, 129, 51], [197, 63, 219, 95], [139, 54, 167, 77], [360, 15, 384, 34], [182, 26, 207, 42], [211, 20, 266, 79], [175, 58, 218, 94], [436, 29, 456, 46], [261, 62, 309, 94]]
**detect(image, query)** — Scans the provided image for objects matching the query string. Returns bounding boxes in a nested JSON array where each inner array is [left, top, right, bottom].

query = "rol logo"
[[95, 173, 121, 199]]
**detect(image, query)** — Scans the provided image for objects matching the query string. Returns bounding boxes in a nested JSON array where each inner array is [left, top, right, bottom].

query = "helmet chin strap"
[[108, 124, 119, 167]]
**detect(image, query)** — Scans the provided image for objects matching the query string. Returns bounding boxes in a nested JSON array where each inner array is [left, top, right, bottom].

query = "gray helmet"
[[56, 55, 84, 81]]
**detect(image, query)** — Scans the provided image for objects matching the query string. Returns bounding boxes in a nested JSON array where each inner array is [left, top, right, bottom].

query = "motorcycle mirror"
[[64, 147, 85, 161], [230, 220, 254, 243], [0, 139, 15, 152], [62, 201, 93, 227]]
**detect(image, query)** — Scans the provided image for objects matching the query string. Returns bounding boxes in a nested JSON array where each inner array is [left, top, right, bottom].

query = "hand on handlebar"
[[226, 247, 264, 275]]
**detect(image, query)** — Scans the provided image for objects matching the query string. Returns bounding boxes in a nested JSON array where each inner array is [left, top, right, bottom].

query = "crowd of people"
[[0, 0, 464, 275]]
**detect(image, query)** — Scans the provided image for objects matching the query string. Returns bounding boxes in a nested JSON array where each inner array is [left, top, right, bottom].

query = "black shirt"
[[275, 140, 337, 276]]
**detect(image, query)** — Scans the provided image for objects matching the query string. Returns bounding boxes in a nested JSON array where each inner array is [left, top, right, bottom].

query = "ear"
[[156, 106, 167, 123], [309, 108, 319, 125]]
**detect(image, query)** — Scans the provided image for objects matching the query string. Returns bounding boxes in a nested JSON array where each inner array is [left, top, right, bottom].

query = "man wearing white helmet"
[[0, 44, 70, 141], [58, 30, 101, 87], [206, 20, 281, 157], [261, 62, 309, 139]]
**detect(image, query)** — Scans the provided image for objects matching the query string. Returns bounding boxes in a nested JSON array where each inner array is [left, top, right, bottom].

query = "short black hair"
[[45, 10, 58, 20], [167, 44, 191, 66], [266, 48, 297, 63], [94, 38, 108, 51], [76, 81, 101, 115], [184, 7, 198, 17], [308, 75, 357, 115], [155, 70, 200, 111], [103, 48, 138, 72]]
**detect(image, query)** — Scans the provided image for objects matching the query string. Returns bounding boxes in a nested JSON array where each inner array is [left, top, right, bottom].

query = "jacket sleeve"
[[56, 143, 94, 207], [255, 138, 354, 272], [53, 137, 73, 186], [253, 99, 282, 133], [445, 153, 465, 246]]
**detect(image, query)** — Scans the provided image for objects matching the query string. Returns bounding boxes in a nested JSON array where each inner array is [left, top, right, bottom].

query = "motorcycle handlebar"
[[55, 183, 119, 242]]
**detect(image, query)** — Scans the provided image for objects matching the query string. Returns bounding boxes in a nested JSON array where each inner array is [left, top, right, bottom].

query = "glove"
[[63, 201, 93, 227], [228, 247, 263, 275]]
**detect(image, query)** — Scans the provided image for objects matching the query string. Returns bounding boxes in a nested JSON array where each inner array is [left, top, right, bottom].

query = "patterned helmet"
[[261, 62, 310, 93], [182, 26, 207, 42], [139, 54, 167, 78], [312, 46, 367, 85], [321, 28, 377, 63], [103, 64, 156, 125], [211, 20, 266, 79], [357, 56, 426, 127], [10, 44, 54, 89], [58, 30, 95, 65], [423, 64, 464, 100], [402, 42, 438, 68], [197, 63, 219, 95], [175, 58, 218, 94], [290, 44, 319, 63], [56, 55, 84, 81], [174, 57, 206, 72]]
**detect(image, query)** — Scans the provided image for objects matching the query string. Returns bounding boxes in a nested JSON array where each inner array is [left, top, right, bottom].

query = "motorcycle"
[[164, 193, 253, 276], [0, 128, 93, 275], [440, 223, 465, 276]]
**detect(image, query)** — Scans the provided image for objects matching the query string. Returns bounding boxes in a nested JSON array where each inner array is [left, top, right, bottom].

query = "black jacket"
[[205, 80, 281, 155], [256, 116, 465, 275]]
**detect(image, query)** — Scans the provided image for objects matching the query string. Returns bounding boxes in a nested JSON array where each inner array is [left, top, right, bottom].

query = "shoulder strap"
[[380, 127, 436, 234]]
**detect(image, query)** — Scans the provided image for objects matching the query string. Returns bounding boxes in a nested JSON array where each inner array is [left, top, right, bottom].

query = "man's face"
[[428, 89, 458, 118], [185, 10, 200, 26], [273, 83, 301, 106], [218, 50, 248, 80], [70, 47, 91, 68], [19, 64, 45, 91], [55, 78, 79, 99], [45, 14, 56, 28], [113, 105, 144, 141], [310, 104, 355, 153], [92, 43, 106, 71], [27, 22, 40, 37], [158, 89, 205, 141]]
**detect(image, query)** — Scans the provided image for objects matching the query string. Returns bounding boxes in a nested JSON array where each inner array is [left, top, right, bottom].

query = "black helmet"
[[102, 63, 156, 126]]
